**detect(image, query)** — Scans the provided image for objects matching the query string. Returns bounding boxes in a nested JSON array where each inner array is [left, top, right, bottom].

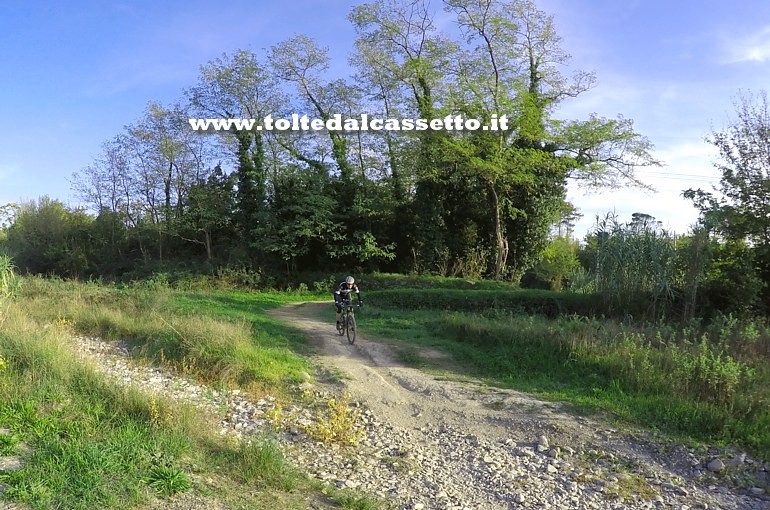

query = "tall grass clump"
[[590, 214, 679, 319], [0, 254, 21, 303]]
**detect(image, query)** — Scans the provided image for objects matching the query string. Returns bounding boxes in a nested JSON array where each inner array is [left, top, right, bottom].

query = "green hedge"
[[262, 272, 520, 292], [352, 273, 518, 291], [367, 288, 604, 318]]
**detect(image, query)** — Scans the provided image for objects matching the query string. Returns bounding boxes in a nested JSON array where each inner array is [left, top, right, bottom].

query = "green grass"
[[0, 308, 200, 508], [346, 303, 770, 460], [351, 272, 519, 291], [15, 276, 327, 391], [367, 287, 603, 318], [0, 276, 390, 509]]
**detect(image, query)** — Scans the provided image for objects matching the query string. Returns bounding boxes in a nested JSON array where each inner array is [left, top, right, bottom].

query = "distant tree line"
[[1, 0, 768, 319]]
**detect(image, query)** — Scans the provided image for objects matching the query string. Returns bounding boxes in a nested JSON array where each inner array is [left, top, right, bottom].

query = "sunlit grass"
[[354, 303, 770, 460], [0, 276, 388, 509]]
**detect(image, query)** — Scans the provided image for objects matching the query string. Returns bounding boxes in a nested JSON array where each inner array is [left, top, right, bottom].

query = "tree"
[[555, 201, 582, 239], [269, 36, 356, 183], [350, 0, 459, 272], [188, 50, 282, 260], [71, 135, 139, 228], [684, 89, 770, 310], [0, 203, 19, 232], [530, 235, 580, 290], [181, 165, 236, 262], [260, 169, 343, 275], [4, 197, 93, 277], [440, 0, 658, 280], [125, 102, 207, 261]]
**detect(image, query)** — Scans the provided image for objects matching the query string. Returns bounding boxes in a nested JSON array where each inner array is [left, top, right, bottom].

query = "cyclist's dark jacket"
[[334, 282, 360, 305]]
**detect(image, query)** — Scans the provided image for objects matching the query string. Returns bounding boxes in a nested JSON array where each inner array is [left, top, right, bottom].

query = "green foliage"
[[684, 89, 770, 310], [369, 288, 602, 318], [145, 465, 192, 496], [337, 231, 396, 267], [260, 169, 344, 274], [699, 240, 763, 317], [181, 165, 237, 261], [235, 129, 267, 258], [669, 337, 753, 408], [227, 437, 300, 491], [0, 254, 21, 301], [529, 236, 580, 290], [4, 197, 94, 277]]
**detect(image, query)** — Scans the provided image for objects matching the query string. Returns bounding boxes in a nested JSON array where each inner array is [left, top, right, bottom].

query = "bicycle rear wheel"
[[346, 314, 356, 344]]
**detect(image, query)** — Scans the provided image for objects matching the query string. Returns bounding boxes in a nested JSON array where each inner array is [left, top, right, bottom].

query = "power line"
[[639, 170, 718, 179]]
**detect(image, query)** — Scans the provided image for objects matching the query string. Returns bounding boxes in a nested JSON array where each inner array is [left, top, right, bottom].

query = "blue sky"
[[2, 0, 769, 238]]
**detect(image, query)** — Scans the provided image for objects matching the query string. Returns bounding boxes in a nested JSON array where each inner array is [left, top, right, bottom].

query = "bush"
[[354, 272, 518, 291]]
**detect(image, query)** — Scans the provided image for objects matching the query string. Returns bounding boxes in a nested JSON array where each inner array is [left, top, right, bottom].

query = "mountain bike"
[[336, 298, 360, 344]]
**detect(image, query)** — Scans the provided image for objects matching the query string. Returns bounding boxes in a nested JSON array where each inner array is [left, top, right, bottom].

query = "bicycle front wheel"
[[346, 314, 356, 344], [337, 312, 345, 336]]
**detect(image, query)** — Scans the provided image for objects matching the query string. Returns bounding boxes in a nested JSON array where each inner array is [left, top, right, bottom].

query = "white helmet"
[[345, 276, 355, 284]]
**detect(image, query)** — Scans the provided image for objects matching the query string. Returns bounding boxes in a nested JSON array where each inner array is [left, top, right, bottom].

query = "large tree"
[[349, 0, 659, 279], [188, 50, 283, 260]]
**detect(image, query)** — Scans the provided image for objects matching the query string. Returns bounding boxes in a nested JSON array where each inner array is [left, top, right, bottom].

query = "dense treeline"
[[1, 0, 769, 321], [0, 0, 658, 276]]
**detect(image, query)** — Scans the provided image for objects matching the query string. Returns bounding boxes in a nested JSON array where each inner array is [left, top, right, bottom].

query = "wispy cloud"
[[720, 25, 770, 64]]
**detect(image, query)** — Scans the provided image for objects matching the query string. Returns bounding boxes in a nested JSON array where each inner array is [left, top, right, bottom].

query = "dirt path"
[[271, 303, 584, 444], [270, 302, 770, 510]]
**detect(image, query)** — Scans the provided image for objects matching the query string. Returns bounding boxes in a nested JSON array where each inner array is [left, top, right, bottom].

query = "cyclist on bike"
[[334, 276, 363, 327]]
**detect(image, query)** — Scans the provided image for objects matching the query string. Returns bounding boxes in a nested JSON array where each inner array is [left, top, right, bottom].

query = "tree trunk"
[[205, 229, 212, 261], [164, 161, 173, 227], [490, 185, 508, 279]]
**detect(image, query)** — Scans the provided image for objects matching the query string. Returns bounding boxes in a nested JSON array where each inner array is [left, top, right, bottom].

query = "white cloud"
[[720, 25, 770, 64]]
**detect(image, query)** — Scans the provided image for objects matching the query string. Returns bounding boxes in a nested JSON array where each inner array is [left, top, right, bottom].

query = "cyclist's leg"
[[333, 293, 342, 324]]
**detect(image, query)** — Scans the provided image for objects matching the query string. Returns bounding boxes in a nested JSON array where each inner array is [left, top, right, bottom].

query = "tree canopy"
[[6, 0, 661, 284]]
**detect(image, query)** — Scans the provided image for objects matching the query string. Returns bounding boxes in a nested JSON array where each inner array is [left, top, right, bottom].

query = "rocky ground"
[[3, 301, 769, 510]]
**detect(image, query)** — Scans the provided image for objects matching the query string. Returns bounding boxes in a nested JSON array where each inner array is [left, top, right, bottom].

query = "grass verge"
[[0, 276, 389, 509], [15, 277, 327, 392]]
